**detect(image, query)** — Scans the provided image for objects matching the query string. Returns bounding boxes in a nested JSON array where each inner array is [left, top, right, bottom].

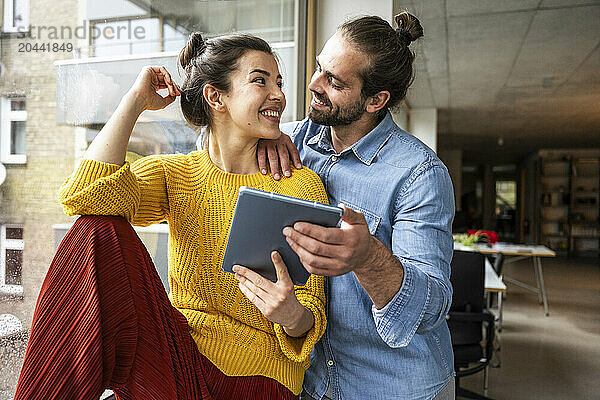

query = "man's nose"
[[308, 71, 324, 93]]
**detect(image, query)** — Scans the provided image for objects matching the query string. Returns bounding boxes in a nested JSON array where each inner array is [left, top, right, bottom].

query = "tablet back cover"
[[222, 187, 342, 285]]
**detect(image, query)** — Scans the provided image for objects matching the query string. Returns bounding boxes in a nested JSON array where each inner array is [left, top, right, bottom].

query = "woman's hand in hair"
[[83, 66, 180, 165], [257, 134, 302, 180], [233, 251, 314, 337], [127, 66, 182, 113]]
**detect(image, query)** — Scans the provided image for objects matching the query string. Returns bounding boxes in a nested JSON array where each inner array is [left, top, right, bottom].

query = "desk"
[[455, 243, 555, 316]]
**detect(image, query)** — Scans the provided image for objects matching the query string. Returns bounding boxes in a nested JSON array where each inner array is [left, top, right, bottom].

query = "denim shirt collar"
[[307, 111, 396, 166]]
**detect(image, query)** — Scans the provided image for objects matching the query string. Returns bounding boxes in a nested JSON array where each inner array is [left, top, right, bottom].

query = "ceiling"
[[395, 0, 600, 165]]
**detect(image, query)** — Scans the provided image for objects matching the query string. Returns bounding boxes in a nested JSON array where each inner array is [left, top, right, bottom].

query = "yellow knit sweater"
[[58, 149, 328, 395]]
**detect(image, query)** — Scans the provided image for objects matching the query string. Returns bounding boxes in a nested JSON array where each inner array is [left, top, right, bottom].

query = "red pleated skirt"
[[14, 215, 297, 400]]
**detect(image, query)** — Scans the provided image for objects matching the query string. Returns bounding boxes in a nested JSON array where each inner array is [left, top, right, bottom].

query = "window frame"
[[2, 0, 30, 33], [0, 224, 24, 295], [1, 96, 27, 164]]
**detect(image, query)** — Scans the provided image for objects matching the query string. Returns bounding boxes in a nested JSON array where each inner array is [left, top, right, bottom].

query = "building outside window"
[[0, 97, 27, 164], [0, 1, 308, 397]]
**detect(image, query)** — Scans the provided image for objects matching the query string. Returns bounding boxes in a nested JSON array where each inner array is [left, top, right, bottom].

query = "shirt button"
[[327, 360, 334, 366], [331, 155, 338, 162]]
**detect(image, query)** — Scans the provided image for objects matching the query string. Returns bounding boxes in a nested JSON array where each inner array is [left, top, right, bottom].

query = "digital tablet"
[[222, 187, 343, 286]]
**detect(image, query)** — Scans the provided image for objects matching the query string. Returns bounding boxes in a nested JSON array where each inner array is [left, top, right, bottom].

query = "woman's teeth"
[[260, 110, 280, 118]]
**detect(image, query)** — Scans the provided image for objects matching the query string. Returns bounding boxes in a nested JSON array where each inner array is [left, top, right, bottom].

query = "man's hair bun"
[[394, 12, 423, 47]]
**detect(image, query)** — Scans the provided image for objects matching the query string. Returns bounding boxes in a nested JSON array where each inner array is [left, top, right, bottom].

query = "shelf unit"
[[537, 150, 600, 256], [569, 157, 600, 255]]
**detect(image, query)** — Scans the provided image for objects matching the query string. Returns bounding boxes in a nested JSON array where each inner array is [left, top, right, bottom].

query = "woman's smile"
[[259, 107, 281, 122]]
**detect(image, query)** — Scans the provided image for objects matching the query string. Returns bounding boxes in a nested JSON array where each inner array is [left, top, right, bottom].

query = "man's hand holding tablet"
[[222, 187, 342, 286]]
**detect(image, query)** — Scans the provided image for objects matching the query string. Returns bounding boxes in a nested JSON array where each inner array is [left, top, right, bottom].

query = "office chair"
[[448, 251, 496, 400]]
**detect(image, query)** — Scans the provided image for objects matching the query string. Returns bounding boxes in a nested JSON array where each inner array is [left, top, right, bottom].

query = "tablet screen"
[[222, 187, 342, 285]]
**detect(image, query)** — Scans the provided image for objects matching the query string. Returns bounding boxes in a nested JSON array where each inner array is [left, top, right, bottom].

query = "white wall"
[[391, 108, 408, 130], [316, 0, 393, 51], [408, 108, 437, 153], [315, 1, 439, 155]]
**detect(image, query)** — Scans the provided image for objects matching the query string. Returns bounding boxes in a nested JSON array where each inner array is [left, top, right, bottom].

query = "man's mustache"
[[311, 91, 332, 107]]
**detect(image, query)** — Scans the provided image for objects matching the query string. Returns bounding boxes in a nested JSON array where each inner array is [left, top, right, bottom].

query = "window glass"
[[10, 121, 26, 155], [496, 181, 517, 210], [163, 23, 188, 52], [10, 99, 26, 111], [86, 0, 147, 19], [13, 0, 24, 27], [495, 180, 517, 241], [5, 228, 23, 240], [92, 18, 161, 57], [0, 2, 304, 398], [1, 97, 27, 162], [56, 0, 300, 150], [5, 249, 23, 286]]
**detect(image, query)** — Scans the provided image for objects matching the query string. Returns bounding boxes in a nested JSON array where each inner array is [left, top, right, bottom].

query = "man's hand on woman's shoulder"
[[257, 133, 302, 180]]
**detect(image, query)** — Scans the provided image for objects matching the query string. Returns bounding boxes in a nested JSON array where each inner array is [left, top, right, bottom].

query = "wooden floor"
[[460, 256, 600, 399]]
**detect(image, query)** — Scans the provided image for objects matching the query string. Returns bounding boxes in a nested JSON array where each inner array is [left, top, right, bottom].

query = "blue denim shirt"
[[281, 111, 455, 400]]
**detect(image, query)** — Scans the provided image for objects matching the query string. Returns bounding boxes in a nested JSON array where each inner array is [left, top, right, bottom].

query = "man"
[[258, 14, 455, 400]]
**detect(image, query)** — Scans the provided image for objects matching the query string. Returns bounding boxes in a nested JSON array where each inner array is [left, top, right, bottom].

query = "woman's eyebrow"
[[250, 68, 270, 76], [249, 69, 282, 80]]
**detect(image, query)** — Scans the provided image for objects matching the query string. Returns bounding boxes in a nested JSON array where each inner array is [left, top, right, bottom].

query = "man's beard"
[[308, 93, 366, 127]]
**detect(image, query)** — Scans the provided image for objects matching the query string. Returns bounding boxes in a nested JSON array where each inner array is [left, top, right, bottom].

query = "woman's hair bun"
[[394, 11, 424, 46], [178, 32, 206, 70]]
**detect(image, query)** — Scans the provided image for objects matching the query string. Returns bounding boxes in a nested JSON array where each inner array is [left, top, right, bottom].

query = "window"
[[56, 0, 303, 128], [5, 2, 306, 396], [495, 180, 517, 241], [1, 97, 27, 164], [91, 17, 161, 57], [0, 224, 24, 294], [3, 0, 29, 33]]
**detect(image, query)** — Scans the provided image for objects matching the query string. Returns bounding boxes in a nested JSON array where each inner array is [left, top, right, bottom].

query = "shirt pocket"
[[340, 199, 382, 235]]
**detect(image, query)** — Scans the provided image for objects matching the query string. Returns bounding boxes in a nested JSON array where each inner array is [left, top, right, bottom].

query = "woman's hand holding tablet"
[[222, 187, 342, 286]]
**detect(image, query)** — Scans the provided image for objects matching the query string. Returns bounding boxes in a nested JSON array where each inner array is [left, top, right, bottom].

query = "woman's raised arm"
[[84, 66, 181, 165]]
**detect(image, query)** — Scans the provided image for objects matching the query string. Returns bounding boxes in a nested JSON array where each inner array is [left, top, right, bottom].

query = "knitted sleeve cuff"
[[273, 289, 327, 363], [58, 159, 140, 220]]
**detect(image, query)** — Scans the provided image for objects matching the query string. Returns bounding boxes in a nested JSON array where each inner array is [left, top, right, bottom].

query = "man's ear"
[[203, 84, 226, 113], [365, 90, 391, 114]]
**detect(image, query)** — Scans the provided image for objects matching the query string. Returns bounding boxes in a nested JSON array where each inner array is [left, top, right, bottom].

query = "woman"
[[15, 33, 327, 400]]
